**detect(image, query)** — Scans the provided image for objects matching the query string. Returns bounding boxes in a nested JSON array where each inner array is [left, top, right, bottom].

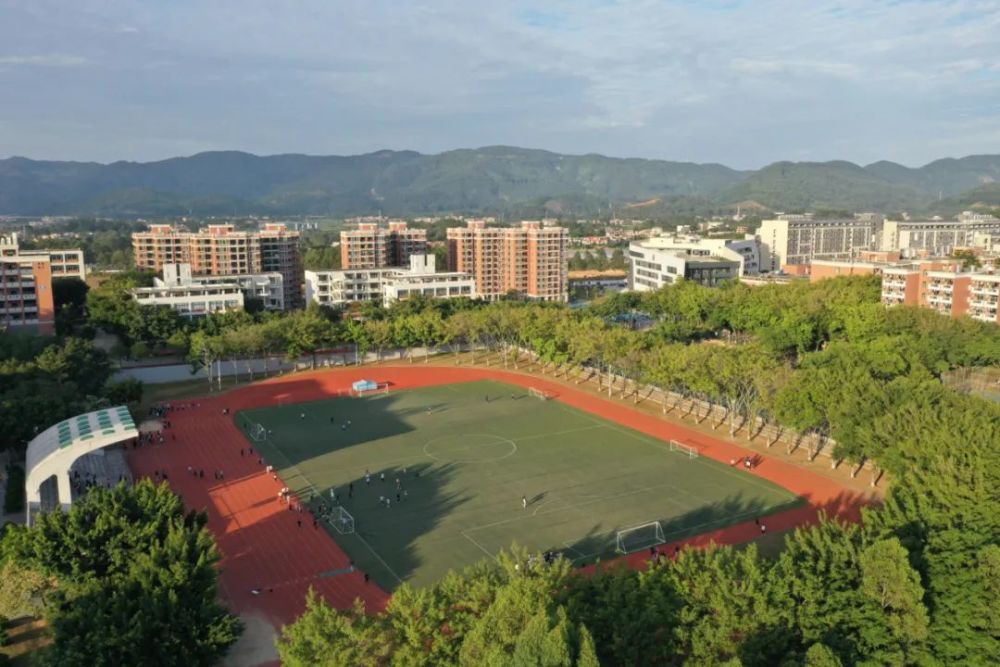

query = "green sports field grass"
[[237, 380, 802, 590]]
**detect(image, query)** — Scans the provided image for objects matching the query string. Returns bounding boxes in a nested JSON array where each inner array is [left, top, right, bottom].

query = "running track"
[[127, 364, 875, 630]]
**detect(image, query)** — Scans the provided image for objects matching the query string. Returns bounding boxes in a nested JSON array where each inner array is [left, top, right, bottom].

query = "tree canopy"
[[0, 481, 241, 667]]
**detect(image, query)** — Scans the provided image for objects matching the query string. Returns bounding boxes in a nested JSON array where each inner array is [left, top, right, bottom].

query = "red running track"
[[128, 364, 875, 629]]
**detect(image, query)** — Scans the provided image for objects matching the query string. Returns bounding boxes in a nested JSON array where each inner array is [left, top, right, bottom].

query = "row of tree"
[[175, 278, 998, 483], [566, 249, 627, 272]]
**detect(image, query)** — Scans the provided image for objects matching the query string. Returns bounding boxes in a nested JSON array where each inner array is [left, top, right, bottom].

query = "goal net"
[[329, 506, 355, 534], [249, 422, 267, 442], [615, 521, 666, 554], [528, 387, 551, 401], [669, 441, 698, 458]]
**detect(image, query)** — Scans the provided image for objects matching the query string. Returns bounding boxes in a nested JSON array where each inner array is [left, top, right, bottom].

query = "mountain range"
[[1, 146, 999, 217]]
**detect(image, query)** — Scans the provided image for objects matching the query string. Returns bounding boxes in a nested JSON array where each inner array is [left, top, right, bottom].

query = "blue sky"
[[0, 0, 998, 168]]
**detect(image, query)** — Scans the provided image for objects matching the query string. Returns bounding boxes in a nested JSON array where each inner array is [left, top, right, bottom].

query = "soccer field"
[[237, 379, 801, 590]]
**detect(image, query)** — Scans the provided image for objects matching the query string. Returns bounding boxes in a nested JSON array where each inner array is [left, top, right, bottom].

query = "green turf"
[[236, 380, 802, 590]]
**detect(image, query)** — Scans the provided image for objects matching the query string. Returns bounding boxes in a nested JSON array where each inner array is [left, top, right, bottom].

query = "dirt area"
[[222, 612, 279, 667]]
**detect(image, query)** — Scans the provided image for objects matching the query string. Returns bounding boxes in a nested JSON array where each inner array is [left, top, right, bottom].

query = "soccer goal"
[[528, 387, 551, 401], [329, 506, 355, 534], [248, 422, 267, 442], [615, 521, 666, 554], [669, 441, 699, 458]]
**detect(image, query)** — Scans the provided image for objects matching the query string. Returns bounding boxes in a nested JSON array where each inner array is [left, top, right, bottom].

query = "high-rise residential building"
[[875, 259, 1000, 325], [1, 233, 86, 280], [447, 220, 568, 301], [757, 217, 878, 271], [1, 255, 55, 334], [340, 221, 427, 269], [132, 223, 301, 308]]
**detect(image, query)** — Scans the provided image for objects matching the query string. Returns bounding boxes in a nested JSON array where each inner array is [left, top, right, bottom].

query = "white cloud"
[[0, 54, 87, 67]]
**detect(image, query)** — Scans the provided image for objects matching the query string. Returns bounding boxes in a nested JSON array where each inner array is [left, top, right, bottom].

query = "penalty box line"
[[554, 402, 793, 500], [560, 501, 797, 564]]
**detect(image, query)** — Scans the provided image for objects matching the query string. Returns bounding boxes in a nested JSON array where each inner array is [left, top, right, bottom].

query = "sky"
[[0, 0, 998, 169]]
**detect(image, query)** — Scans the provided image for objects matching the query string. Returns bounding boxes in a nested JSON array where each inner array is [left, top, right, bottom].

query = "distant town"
[[2, 207, 998, 337]]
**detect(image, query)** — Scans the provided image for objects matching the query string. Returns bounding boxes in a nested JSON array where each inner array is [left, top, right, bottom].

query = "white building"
[[880, 214, 1000, 257], [306, 254, 476, 308], [0, 232, 86, 280], [757, 217, 877, 271], [185, 272, 286, 311], [628, 237, 744, 291], [130, 263, 245, 318]]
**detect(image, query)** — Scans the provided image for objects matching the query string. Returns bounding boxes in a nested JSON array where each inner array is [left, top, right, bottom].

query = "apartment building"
[[0, 255, 55, 334], [305, 254, 475, 308], [878, 259, 1000, 324], [628, 238, 741, 291], [758, 217, 877, 271], [880, 214, 1000, 257], [132, 223, 301, 308], [1, 233, 86, 280], [130, 263, 245, 318], [339, 221, 427, 269], [446, 220, 568, 301]]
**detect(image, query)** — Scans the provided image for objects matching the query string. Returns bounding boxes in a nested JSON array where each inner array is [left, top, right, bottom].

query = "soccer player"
[[300, 412, 305, 419], [380, 472, 385, 482], [365, 470, 371, 484]]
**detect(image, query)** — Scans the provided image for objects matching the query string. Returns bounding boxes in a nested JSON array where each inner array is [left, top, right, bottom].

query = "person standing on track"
[[522, 495, 527, 509]]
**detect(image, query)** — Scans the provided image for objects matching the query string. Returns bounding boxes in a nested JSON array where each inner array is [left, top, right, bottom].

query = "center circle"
[[423, 433, 518, 463]]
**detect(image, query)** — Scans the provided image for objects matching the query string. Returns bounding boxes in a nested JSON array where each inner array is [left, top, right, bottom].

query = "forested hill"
[[1, 147, 999, 217]]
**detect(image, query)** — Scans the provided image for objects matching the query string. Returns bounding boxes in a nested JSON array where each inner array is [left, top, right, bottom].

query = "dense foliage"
[[0, 334, 140, 453], [0, 481, 242, 666]]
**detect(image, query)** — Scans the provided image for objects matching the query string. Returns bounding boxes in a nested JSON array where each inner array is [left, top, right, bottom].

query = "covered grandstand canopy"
[[25, 405, 138, 524]]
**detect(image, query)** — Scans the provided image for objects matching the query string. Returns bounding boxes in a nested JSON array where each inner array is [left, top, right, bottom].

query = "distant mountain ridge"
[[1, 146, 998, 217]]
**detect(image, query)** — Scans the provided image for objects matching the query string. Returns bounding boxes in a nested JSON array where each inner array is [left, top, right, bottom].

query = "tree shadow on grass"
[[562, 492, 803, 567], [307, 461, 470, 590]]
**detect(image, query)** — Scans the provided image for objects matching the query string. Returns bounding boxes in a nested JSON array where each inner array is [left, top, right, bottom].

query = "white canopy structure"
[[25, 406, 138, 525]]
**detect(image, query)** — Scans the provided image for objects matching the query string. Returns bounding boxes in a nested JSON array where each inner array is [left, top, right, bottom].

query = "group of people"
[[70, 469, 124, 498]]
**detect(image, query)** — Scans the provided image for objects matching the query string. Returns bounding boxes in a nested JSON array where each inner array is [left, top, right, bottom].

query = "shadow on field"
[[563, 492, 803, 566], [234, 390, 428, 469], [326, 460, 470, 589]]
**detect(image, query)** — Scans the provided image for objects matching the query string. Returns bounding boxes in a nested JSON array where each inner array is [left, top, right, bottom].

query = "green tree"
[[4, 481, 240, 666]]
